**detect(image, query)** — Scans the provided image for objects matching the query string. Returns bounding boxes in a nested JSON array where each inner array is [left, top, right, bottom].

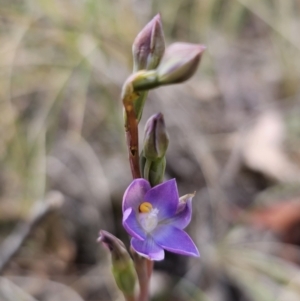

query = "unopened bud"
[[98, 230, 136, 295], [143, 113, 169, 160], [132, 14, 165, 71], [157, 42, 206, 85], [148, 157, 166, 187]]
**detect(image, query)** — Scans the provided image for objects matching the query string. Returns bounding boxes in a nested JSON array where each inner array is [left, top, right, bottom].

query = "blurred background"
[[1, 0, 300, 300]]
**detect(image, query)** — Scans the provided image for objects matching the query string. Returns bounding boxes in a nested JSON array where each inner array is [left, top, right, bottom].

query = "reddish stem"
[[123, 89, 141, 179], [123, 83, 150, 301], [130, 248, 153, 301], [147, 259, 154, 279]]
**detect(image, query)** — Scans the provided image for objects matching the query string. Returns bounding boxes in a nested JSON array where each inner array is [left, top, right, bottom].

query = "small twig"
[[0, 191, 64, 273]]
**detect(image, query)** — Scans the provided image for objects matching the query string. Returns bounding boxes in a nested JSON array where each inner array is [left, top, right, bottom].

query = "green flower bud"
[[132, 14, 165, 71], [157, 42, 206, 85], [98, 230, 136, 295], [148, 157, 166, 187], [143, 113, 169, 160], [140, 153, 166, 187]]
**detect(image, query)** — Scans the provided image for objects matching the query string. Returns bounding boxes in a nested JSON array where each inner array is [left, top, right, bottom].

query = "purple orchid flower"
[[122, 178, 199, 261]]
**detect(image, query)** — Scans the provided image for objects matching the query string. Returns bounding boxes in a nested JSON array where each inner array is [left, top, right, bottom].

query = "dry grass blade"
[[0, 277, 38, 301]]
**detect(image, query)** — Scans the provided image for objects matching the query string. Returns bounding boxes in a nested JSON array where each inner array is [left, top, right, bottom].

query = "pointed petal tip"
[[153, 13, 161, 22], [199, 45, 206, 54], [97, 229, 111, 243], [97, 229, 108, 241], [153, 226, 199, 258], [191, 248, 200, 257], [157, 178, 177, 187], [155, 112, 163, 119], [97, 231, 103, 243]]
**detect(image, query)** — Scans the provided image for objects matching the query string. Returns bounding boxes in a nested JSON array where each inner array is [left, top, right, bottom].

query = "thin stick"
[[0, 191, 64, 273]]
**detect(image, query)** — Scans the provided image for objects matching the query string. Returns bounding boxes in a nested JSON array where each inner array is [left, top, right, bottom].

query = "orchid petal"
[[122, 179, 151, 212], [123, 208, 146, 240], [144, 179, 178, 220], [167, 195, 193, 229], [131, 237, 165, 261], [152, 225, 199, 257]]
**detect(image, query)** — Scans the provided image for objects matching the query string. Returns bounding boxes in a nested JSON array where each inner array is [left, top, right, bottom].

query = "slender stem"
[[137, 259, 153, 301], [146, 259, 154, 279], [124, 294, 136, 301], [123, 80, 152, 301], [130, 249, 152, 301], [122, 83, 141, 179], [136, 260, 150, 301]]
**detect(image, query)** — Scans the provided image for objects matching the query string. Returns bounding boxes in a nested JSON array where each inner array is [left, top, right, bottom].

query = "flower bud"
[[157, 42, 206, 85], [132, 14, 165, 71], [148, 157, 166, 187], [143, 113, 169, 160], [98, 230, 136, 295]]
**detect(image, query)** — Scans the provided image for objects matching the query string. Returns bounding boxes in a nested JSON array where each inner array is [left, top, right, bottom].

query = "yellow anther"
[[139, 202, 153, 213]]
